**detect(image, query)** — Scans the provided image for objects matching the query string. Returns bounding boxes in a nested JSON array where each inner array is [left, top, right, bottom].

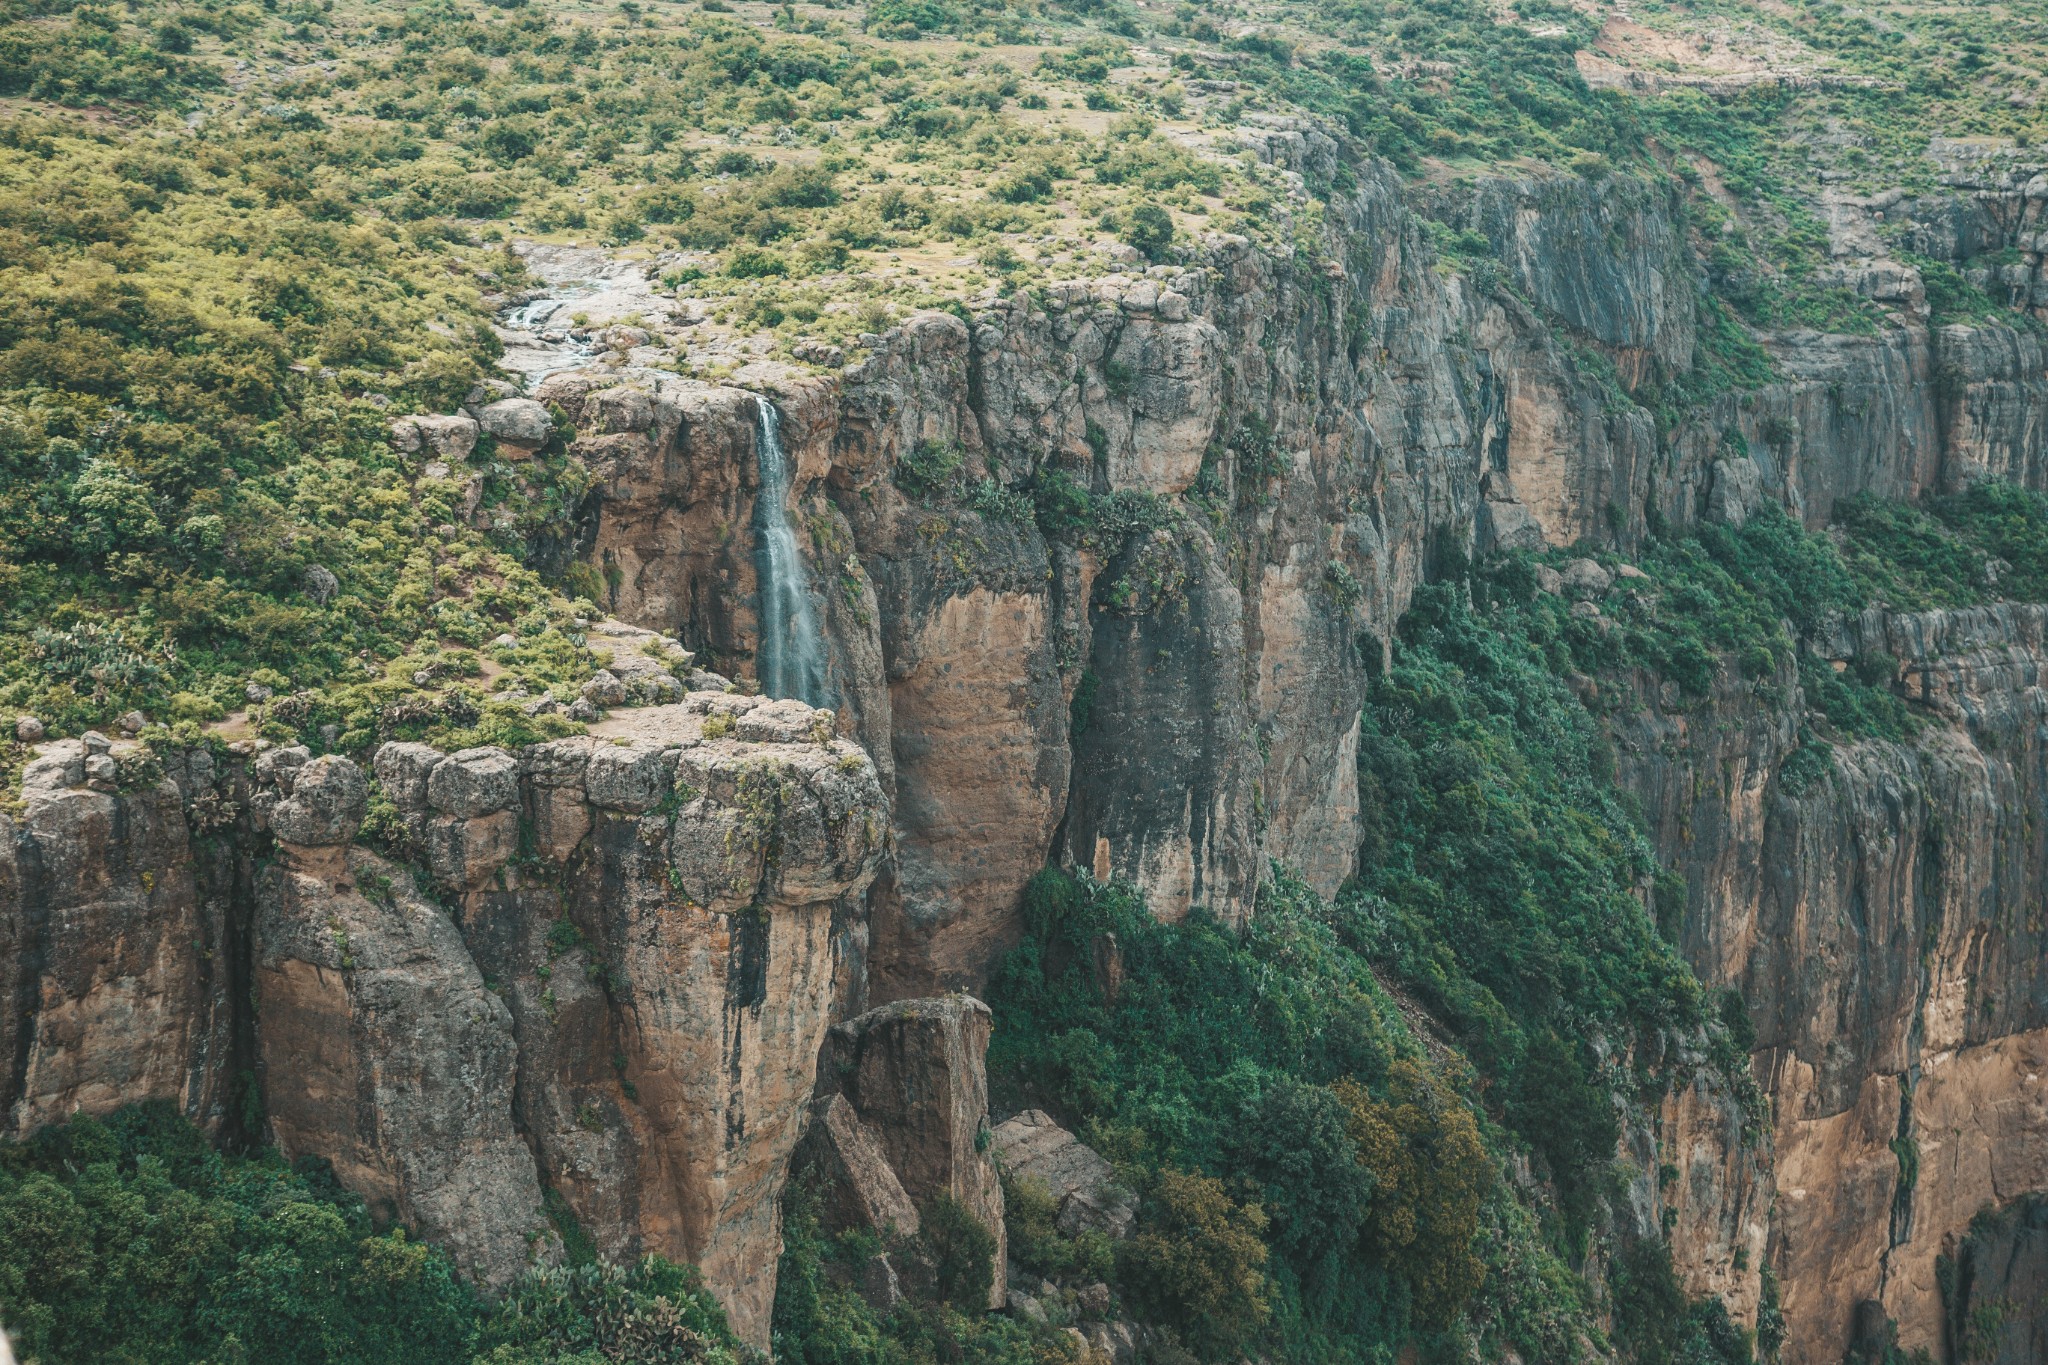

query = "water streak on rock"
[[751, 397, 827, 706]]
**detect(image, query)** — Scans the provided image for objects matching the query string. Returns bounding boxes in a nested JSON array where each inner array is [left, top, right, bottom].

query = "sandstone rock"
[[427, 810, 519, 890], [1561, 558, 1613, 598], [465, 378, 521, 408], [583, 741, 666, 813], [373, 741, 443, 809], [735, 697, 830, 745], [20, 741, 84, 792], [477, 397, 554, 448], [803, 1093, 922, 1238], [587, 384, 655, 434], [1709, 456, 1764, 527], [256, 844, 547, 1286], [427, 747, 519, 818], [2, 759, 224, 1139], [991, 1109, 1136, 1239], [825, 996, 1006, 1308], [270, 755, 368, 846]]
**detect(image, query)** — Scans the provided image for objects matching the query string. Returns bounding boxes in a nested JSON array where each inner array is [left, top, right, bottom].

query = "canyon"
[[8, 123, 2048, 1361]]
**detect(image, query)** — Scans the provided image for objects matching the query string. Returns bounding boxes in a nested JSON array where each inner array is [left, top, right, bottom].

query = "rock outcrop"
[[822, 995, 1008, 1309], [3, 739, 231, 1138], [992, 1109, 1136, 1241], [2, 689, 887, 1347], [1613, 603, 2048, 1363]]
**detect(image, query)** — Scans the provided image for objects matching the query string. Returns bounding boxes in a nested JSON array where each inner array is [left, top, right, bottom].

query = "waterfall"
[[750, 397, 829, 706]]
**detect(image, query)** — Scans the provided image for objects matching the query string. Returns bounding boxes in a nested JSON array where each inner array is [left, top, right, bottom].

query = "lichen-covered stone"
[[427, 746, 519, 818], [270, 755, 368, 846]]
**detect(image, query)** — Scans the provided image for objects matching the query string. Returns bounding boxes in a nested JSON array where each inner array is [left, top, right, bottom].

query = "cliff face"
[[1614, 603, 2048, 1365], [565, 140, 2048, 1358], [11, 130, 2048, 1359], [1, 690, 888, 1346]]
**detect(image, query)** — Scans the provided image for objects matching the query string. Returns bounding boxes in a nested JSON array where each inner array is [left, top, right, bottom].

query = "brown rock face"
[[256, 837, 544, 1288], [824, 995, 1007, 1308], [2, 741, 231, 1139], [802, 1093, 921, 1240], [2, 689, 885, 1349], [1614, 604, 2048, 1362]]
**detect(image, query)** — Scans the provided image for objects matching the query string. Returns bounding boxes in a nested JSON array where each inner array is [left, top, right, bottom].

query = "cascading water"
[[750, 397, 829, 706]]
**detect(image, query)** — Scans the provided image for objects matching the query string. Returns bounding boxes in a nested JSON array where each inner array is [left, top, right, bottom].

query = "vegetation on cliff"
[[977, 571, 1761, 1364], [2, 0, 2044, 762], [0, 1103, 746, 1365], [4, 0, 2048, 1361]]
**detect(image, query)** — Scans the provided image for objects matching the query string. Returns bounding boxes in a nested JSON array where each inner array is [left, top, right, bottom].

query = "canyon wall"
[[9, 129, 2048, 1357], [1614, 603, 2048, 1365], [562, 137, 2048, 1359], [2, 689, 887, 1345]]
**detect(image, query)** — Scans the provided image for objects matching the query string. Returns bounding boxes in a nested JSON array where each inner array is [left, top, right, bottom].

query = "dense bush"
[[771, 1162, 1071, 1365], [0, 1103, 743, 1365], [1116, 1169, 1272, 1354], [1336, 1063, 1490, 1328]]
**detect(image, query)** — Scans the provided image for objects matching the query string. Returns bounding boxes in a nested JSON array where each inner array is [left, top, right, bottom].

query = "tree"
[[1336, 1060, 1491, 1327], [1225, 1073, 1373, 1269], [1121, 203, 1174, 261], [1118, 1169, 1270, 1358]]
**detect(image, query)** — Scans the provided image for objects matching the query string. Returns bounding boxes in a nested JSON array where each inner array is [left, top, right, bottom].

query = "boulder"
[[374, 741, 444, 809], [391, 413, 479, 461], [427, 747, 520, 818], [1561, 558, 1613, 598], [991, 1109, 1136, 1240], [271, 756, 369, 847], [477, 397, 554, 448], [803, 1093, 922, 1238], [583, 742, 667, 813], [14, 715, 44, 743], [825, 996, 1006, 1308], [581, 669, 628, 707]]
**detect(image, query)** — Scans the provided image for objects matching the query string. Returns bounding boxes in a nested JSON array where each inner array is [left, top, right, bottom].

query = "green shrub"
[[892, 439, 963, 502], [1003, 1177, 1115, 1283], [1116, 1169, 1270, 1355], [1336, 1061, 1491, 1327], [921, 1193, 996, 1307], [1119, 203, 1174, 261], [0, 1103, 745, 1365]]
